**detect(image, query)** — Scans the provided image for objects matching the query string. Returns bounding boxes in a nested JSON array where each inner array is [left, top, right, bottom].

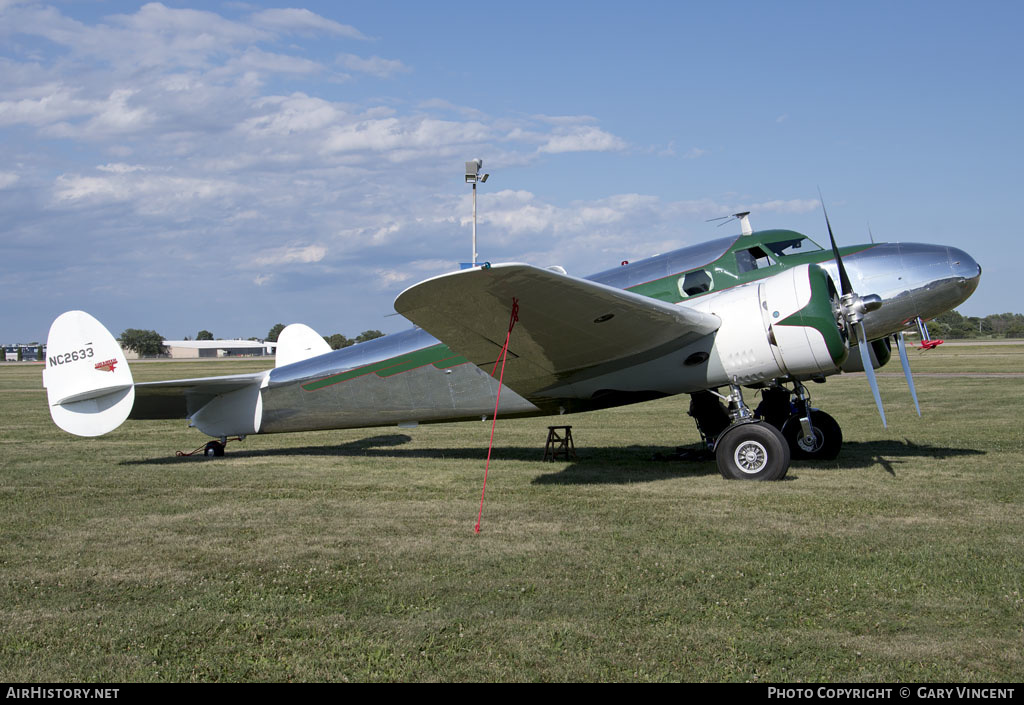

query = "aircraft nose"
[[948, 246, 982, 296], [850, 242, 981, 340]]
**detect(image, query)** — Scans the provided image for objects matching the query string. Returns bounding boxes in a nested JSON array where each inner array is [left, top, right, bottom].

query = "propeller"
[[819, 191, 887, 427], [894, 331, 922, 416]]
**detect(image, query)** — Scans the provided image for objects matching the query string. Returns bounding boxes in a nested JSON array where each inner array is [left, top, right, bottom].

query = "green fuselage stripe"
[[623, 242, 876, 304], [302, 344, 470, 392]]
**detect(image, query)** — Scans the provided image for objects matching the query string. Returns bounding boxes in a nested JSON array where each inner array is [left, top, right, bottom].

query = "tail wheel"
[[715, 422, 790, 481], [204, 441, 225, 457], [781, 410, 842, 460]]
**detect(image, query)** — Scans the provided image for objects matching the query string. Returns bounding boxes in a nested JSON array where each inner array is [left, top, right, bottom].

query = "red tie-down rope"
[[475, 297, 519, 534]]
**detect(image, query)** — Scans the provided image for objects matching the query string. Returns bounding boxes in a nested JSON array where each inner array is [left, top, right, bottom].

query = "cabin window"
[[735, 246, 777, 273], [678, 269, 713, 297]]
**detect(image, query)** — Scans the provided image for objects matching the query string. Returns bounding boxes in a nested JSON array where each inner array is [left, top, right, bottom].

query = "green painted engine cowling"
[[686, 263, 849, 387]]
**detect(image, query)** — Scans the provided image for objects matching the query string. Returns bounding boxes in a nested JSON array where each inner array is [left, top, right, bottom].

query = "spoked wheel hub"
[[716, 421, 790, 481], [734, 439, 768, 474]]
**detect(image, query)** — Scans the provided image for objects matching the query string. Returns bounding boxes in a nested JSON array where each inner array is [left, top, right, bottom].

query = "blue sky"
[[1, 1, 1019, 343]]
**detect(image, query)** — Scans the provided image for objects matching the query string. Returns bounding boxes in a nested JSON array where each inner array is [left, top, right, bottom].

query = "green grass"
[[1, 346, 1022, 682]]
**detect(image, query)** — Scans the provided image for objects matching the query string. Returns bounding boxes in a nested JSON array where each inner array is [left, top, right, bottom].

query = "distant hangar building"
[[123, 340, 277, 360]]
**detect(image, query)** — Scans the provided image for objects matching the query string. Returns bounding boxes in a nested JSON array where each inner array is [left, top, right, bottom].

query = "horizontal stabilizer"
[[395, 263, 721, 399], [131, 372, 267, 420], [43, 310, 135, 437]]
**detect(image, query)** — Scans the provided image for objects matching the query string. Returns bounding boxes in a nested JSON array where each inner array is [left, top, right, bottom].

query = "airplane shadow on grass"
[[123, 433, 712, 484], [122, 433, 984, 484], [823, 439, 986, 477]]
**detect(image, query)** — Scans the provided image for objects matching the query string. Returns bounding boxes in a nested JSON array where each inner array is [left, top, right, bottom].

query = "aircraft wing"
[[130, 372, 267, 419], [394, 263, 721, 400]]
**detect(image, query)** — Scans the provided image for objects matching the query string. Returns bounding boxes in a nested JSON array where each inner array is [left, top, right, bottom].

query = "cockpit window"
[[763, 237, 823, 257], [735, 246, 777, 273], [678, 269, 713, 297]]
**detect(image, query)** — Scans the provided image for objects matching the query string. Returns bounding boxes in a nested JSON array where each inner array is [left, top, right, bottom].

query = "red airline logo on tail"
[[94, 359, 118, 372]]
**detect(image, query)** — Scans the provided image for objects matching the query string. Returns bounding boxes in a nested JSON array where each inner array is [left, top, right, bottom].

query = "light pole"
[[465, 159, 489, 265]]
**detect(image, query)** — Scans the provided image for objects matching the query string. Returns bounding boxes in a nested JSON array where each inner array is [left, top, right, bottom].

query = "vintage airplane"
[[43, 211, 981, 480]]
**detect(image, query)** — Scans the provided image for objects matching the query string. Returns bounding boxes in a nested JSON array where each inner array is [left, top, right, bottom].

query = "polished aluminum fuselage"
[[819, 242, 981, 340], [256, 237, 981, 434], [260, 327, 540, 434]]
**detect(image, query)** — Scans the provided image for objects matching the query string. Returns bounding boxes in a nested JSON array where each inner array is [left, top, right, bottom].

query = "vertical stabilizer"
[[275, 323, 332, 368], [43, 311, 135, 437]]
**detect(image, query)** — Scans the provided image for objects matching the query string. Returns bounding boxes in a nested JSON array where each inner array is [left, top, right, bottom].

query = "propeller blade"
[[818, 189, 853, 296], [895, 332, 921, 417], [856, 323, 887, 428]]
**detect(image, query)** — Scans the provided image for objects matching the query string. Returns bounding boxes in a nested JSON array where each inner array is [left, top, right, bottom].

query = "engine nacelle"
[[841, 336, 892, 373], [686, 263, 849, 387]]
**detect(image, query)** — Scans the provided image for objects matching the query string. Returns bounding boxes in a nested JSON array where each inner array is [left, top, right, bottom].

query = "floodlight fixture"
[[465, 158, 490, 264]]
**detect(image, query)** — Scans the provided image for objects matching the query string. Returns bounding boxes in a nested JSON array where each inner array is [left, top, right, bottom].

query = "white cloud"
[[324, 117, 491, 154], [249, 8, 368, 39], [96, 163, 147, 174], [52, 168, 245, 215], [417, 98, 486, 120], [245, 244, 328, 268], [538, 126, 627, 154], [337, 53, 409, 79], [0, 85, 100, 127], [230, 47, 326, 75], [751, 199, 819, 214], [0, 171, 19, 189], [239, 93, 344, 137], [531, 114, 600, 125]]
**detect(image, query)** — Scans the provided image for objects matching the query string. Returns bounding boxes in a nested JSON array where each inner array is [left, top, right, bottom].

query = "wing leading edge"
[[395, 263, 721, 400]]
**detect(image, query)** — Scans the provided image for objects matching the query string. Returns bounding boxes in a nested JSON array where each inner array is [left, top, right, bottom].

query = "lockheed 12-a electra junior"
[[43, 211, 980, 480]]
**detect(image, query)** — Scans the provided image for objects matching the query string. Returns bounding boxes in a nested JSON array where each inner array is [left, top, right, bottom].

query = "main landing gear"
[[690, 384, 790, 481], [688, 380, 843, 480]]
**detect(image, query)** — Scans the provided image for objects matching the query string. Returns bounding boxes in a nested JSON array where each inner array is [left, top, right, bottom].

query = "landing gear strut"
[[754, 381, 842, 460]]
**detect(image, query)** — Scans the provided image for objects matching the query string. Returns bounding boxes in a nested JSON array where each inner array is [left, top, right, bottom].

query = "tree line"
[[264, 323, 385, 349], [926, 311, 1024, 339]]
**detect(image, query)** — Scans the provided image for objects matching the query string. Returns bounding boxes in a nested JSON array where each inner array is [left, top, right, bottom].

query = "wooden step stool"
[[543, 425, 576, 461]]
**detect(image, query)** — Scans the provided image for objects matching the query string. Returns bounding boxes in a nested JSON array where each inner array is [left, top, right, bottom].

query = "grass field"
[[1, 345, 1022, 682]]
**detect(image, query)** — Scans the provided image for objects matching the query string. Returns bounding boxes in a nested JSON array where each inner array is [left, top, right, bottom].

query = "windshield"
[[764, 237, 823, 257]]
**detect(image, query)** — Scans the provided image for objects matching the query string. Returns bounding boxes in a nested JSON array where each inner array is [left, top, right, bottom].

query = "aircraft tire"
[[204, 441, 225, 457], [715, 422, 790, 481], [781, 410, 842, 460]]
